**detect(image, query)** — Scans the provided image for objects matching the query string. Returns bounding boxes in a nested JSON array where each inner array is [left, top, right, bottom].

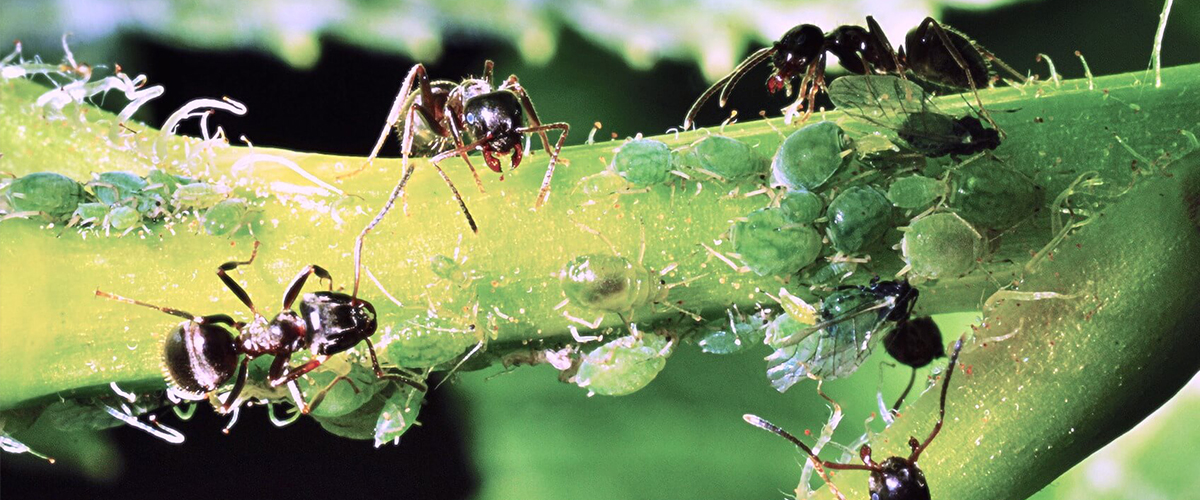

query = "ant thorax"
[[452, 78, 493, 103], [239, 311, 306, 357]]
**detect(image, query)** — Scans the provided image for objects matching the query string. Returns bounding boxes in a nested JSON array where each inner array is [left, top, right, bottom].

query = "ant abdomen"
[[161, 322, 239, 397], [903, 22, 990, 89]]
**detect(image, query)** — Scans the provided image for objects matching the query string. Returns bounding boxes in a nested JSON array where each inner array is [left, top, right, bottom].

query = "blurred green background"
[[2, 0, 1197, 498]]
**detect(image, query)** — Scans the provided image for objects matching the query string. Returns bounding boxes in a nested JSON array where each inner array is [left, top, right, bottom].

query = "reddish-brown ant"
[[682, 16, 1026, 130]]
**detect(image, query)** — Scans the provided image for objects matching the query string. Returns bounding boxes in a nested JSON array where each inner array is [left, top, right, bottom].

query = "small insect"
[[1, 171, 88, 219], [95, 242, 426, 415], [352, 60, 569, 300], [828, 75, 1000, 158], [682, 16, 1025, 128], [746, 336, 964, 500], [824, 185, 894, 254], [766, 279, 946, 409], [732, 207, 823, 276]]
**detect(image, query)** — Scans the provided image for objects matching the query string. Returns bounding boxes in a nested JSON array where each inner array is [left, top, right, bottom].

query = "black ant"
[[95, 242, 426, 415], [681, 16, 1026, 130], [746, 336, 964, 500], [351, 60, 569, 299]]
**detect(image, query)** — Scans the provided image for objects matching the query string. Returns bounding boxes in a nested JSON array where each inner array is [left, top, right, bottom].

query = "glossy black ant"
[[746, 336, 964, 500], [351, 60, 569, 299], [681, 16, 1026, 130], [96, 242, 426, 415]]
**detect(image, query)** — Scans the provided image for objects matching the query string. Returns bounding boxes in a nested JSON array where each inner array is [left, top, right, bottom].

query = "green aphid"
[[560, 254, 666, 314], [949, 160, 1043, 231], [430, 255, 474, 287], [680, 135, 767, 180], [825, 186, 893, 253], [887, 174, 948, 209], [203, 199, 256, 236], [373, 385, 423, 447], [902, 212, 985, 280], [771, 121, 849, 191], [4, 172, 88, 218], [696, 308, 767, 355], [298, 361, 382, 419], [778, 190, 824, 223], [611, 138, 673, 186], [106, 205, 142, 231], [144, 169, 192, 197], [88, 171, 147, 206], [732, 207, 823, 276], [70, 203, 110, 227], [574, 332, 671, 396], [172, 182, 232, 211]]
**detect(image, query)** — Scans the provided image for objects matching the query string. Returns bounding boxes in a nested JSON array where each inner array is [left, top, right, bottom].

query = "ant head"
[[463, 90, 525, 154], [868, 456, 930, 500], [769, 24, 825, 93], [161, 321, 240, 398]]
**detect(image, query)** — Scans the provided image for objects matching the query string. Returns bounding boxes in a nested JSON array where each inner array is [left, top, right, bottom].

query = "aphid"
[[560, 253, 669, 316], [69, 202, 110, 227], [887, 175, 948, 210], [678, 134, 768, 181], [171, 182, 232, 211], [771, 121, 849, 192], [746, 336, 964, 500], [947, 157, 1043, 231], [202, 199, 258, 236], [573, 331, 673, 396], [765, 279, 945, 404], [829, 75, 1001, 159], [778, 190, 824, 223], [2, 172, 88, 219], [682, 15, 1025, 128], [732, 207, 823, 276], [351, 62, 568, 298], [87, 171, 147, 206], [611, 138, 674, 186], [900, 212, 985, 280], [106, 205, 142, 232], [824, 186, 894, 254], [95, 242, 426, 415], [695, 306, 769, 355]]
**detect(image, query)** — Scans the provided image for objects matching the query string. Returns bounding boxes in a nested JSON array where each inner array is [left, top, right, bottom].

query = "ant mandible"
[[96, 242, 426, 415], [745, 336, 965, 500], [681, 16, 1026, 130], [351, 60, 569, 299]]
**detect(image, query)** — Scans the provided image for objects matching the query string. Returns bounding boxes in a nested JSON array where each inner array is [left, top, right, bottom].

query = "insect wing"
[[828, 75, 938, 126], [765, 291, 898, 392]]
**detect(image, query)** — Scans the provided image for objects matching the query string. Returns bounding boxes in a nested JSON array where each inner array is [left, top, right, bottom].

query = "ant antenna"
[[910, 335, 965, 462], [743, 414, 848, 500], [95, 289, 196, 321]]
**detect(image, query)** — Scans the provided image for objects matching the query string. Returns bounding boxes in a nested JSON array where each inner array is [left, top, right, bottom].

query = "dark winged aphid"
[[352, 61, 570, 300], [95, 242, 426, 417], [746, 336, 965, 500], [828, 75, 1000, 157], [681, 16, 1026, 129], [767, 279, 946, 408]]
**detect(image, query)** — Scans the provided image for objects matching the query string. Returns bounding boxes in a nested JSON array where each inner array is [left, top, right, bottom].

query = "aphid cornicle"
[[746, 336, 964, 500], [352, 60, 570, 302], [682, 15, 1025, 128], [96, 242, 425, 415]]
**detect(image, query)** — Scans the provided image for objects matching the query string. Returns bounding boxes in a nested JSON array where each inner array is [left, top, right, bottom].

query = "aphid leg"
[[891, 366, 919, 412], [100, 402, 185, 444], [919, 18, 1002, 135], [282, 264, 333, 309], [266, 401, 301, 427], [341, 63, 428, 179], [910, 335, 965, 462], [517, 122, 570, 208], [215, 240, 261, 316], [0, 433, 55, 463], [216, 357, 250, 414]]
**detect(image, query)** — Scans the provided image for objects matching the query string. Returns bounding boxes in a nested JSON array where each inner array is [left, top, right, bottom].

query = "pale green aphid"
[[560, 253, 666, 314], [70, 203, 110, 227], [106, 205, 142, 231], [172, 182, 232, 211], [3, 172, 88, 218], [679, 134, 767, 181], [611, 138, 674, 186], [887, 174, 949, 209], [431, 254, 475, 287], [771, 121, 849, 192], [732, 207, 822, 276], [778, 190, 824, 223], [298, 360, 382, 419], [88, 171, 147, 206], [574, 332, 672, 396], [825, 186, 893, 253], [203, 199, 256, 236], [948, 159, 1044, 230], [374, 384, 424, 447], [695, 307, 768, 355], [902, 212, 985, 280]]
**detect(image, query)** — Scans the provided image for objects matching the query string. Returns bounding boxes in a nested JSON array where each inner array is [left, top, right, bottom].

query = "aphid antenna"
[[434, 340, 486, 391], [267, 401, 301, 427], [172, 403, 196, 421], [364, 265, 404, 308]]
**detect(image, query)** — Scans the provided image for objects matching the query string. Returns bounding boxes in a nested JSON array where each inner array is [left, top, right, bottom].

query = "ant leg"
[[500, 75, 552, 156], [217, 357, 250, 414], [891, 366, 919, 411], [919, 18, 1002, 135], [910, 335, 965, 462], [425, 136, 497, 233], [95, 289, 198, 322], [481, 60, 494, 85], [306, 374, 362, 413], [865, 16, 905, 77], [445, 108, 487, 192], [342, 63, 429, 180], [973, 46, 1028, 83], [364, 337, 428, 392], [215, 240, 261, 316], [682, 47, 774, 130], [282, 264, 333, 310], [515, 122, 569, 208]]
